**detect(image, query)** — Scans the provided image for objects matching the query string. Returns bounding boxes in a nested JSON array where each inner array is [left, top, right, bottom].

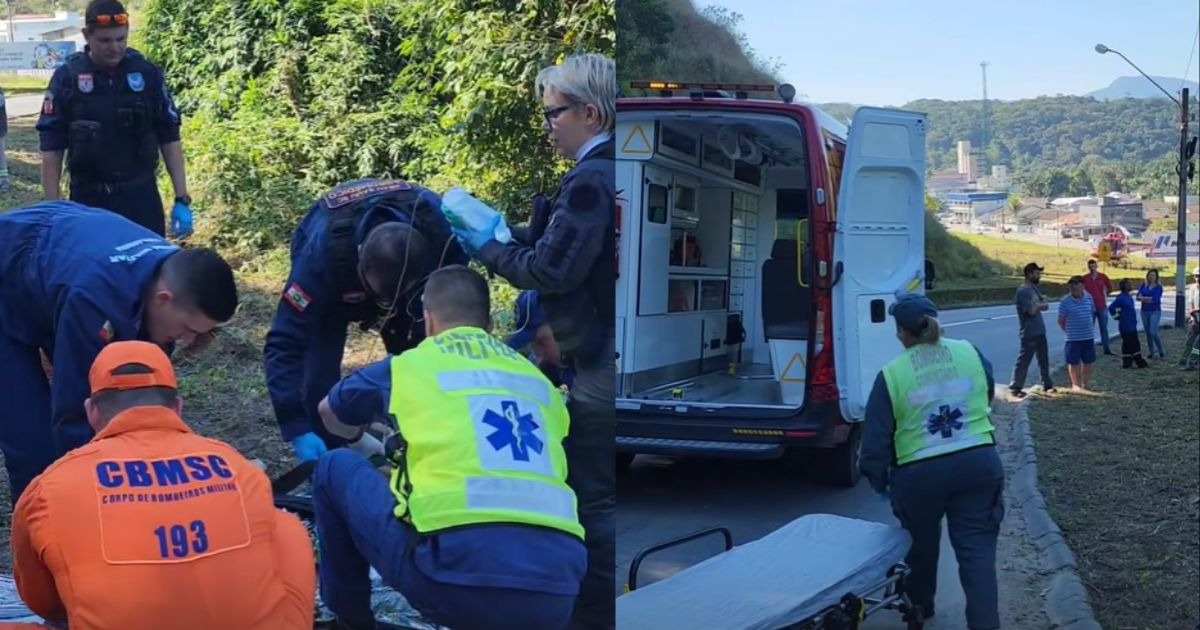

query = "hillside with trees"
[[139, 0, 613, 258], [619, 0, 1197, 200]]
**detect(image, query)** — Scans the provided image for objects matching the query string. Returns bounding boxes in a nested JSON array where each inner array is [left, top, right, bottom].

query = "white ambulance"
[[615, 81, 933, 486]]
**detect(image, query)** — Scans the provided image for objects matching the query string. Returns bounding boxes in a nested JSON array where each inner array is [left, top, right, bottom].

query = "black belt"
[[71, 170, 156, 195]]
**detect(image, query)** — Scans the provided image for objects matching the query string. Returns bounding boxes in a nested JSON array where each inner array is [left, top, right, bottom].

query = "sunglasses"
[[89, 12, 129, 26], [542, 104, 577, 124]]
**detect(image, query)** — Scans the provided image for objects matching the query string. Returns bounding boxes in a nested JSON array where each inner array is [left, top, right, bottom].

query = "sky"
[[704, 0, 1200, 106]]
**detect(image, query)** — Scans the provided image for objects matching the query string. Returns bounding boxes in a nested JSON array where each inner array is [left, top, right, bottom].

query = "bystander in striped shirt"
[[1058, 291, 1095, 341]]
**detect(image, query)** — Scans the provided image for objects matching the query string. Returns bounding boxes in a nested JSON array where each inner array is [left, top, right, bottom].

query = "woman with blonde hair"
[[859, 294, 1004, 630], [449, 52, 617, 630]]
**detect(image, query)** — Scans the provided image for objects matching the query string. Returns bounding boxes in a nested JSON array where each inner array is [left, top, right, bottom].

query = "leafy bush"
[[139, 0, 614, 259]]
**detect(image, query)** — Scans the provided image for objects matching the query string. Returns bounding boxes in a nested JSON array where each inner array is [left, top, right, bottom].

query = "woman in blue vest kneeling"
[[859, 293, 1005, 630], [310, 265, 587, 630]]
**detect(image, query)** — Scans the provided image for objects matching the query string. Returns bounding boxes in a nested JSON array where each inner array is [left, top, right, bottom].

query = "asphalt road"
[[616, 296, 1177, 628], [5, 94, 43, 119]]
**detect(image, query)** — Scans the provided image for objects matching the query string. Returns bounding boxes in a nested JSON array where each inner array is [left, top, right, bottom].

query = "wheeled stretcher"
[[617, 513, 926, 630]]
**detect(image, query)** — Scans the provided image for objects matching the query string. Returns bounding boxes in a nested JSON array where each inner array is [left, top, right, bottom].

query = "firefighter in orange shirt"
[[10, 340, 315, 630]]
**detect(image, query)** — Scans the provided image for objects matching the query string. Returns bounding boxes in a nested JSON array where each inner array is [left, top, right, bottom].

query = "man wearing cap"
[[10, 341, 315, 630], [35, 0, 192, 238], [507, 290, 575, 391], [859, 294, 1003, 630], [263, 178, 467, 465], [309, 265, 586, 630], [1178, 267, 1200, 370], [1058, 275, 1097, 391], [1008, 262, 1055, 398], [0, 201, 238, 505]]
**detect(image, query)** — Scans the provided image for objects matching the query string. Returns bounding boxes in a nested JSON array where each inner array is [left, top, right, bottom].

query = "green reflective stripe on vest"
[[883, 338, 995, 466], [387, 327, 584, 539]]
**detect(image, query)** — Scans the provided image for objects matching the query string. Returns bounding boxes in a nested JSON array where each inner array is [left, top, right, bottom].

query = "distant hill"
[[1086, 75, 1199, 101], [619, 0, 1194, 199]]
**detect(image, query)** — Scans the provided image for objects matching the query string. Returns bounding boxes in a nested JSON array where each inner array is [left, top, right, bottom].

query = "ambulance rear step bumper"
[[616, 436, 784, 458]]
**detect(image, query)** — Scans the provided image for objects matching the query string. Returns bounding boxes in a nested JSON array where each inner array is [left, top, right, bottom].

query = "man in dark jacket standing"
[[451, 52, 616, 630]]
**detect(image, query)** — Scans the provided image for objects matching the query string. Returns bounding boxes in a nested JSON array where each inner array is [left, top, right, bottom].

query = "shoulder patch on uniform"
[[41, 91, 54, 115], [284, 283, 312, 312], [323, 179, 412, 209], [98, 320, 114, 343]]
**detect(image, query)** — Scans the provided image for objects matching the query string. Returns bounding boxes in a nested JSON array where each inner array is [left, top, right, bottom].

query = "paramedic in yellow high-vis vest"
[[858, 294, 1004, 630], [309, 265, 586, 630]]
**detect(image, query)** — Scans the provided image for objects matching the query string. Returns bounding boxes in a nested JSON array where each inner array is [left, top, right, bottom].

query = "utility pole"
[[980, 61, 990, 150], [1174, 87, 1191, 329]]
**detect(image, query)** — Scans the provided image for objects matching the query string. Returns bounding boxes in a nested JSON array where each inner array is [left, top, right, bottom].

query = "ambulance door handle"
[[796, 219, 809, 288], [870, 299, 886, 323]]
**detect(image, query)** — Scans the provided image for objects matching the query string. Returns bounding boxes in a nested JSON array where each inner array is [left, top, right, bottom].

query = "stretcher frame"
[[622, 525, 927, 630]]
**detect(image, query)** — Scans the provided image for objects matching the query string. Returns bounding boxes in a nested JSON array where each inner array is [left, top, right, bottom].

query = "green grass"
[[1027, 327, 1200, 629], [0, 74, 51, 96], [0, 113, 526, 571]]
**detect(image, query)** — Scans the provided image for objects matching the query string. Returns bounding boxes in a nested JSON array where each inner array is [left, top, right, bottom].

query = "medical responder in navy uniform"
[[263, 178, 467, 465], [452, 53, 616, 630], [0, 201, 238, 505], [35, 0, 193, 238], [506, 290, 575, 390], [859, 294, 1005, 630], [310, 266, 586, 630]]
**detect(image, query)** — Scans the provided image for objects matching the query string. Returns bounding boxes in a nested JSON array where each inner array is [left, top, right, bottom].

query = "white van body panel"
[[831, 107, 928, 422]]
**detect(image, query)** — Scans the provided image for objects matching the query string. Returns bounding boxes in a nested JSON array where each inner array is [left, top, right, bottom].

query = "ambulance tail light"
[[809, 308, 839, 402]]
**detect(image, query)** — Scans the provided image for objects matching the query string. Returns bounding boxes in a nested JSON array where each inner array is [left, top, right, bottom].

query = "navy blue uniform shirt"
[[0, 201, 178, 451], [327, 358, 585, 595], [36, 47, 181, 155], [263, 180, 468, 442]]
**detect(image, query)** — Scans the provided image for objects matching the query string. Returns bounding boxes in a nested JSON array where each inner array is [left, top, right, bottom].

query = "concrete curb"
[[1008, 402, 1103, 630]]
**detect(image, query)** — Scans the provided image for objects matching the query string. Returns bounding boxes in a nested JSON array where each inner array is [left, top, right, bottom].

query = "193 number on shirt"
[[153, 520, 209, 558]]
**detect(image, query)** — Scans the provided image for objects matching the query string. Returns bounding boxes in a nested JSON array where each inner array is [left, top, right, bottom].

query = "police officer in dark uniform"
[[263, 178, 467, 464], [35, 0, 193, 238], [452, 53, 616, 630]]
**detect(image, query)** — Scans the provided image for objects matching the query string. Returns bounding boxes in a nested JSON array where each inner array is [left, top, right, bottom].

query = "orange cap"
[[88, 340, 178, 395]]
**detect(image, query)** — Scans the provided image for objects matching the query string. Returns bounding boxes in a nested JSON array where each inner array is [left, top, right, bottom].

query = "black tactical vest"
[[62, 51, 160, 182]]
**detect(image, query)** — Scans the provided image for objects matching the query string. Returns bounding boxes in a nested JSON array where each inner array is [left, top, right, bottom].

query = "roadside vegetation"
[[0, 0, 613, 570], [1026, 326, 1200, 629]]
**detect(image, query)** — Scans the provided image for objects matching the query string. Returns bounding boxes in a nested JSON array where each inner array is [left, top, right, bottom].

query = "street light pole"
[[1096, 44, 1195, 328]]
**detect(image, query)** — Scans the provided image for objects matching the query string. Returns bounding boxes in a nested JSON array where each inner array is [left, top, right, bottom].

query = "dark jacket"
[[478, 139, 615, 361]]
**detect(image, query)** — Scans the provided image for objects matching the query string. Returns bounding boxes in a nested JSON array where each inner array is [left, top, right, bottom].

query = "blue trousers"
[[1141, 310, 1164, 357], [311, 450, 577, 630], [1091, 307, 1111, 353], [890, 445, 1004, 630], [0, 330, 93, 505]]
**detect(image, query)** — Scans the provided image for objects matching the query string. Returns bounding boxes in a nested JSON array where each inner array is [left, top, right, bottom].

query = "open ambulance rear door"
[[830, 107, 928, 422]]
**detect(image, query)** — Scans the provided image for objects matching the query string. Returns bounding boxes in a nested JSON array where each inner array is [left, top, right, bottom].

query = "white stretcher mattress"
[[617, 513, 913, 630]]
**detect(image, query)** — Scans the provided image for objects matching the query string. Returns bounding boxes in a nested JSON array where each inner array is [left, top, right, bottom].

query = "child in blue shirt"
[[1108, 279, 1148, 368]]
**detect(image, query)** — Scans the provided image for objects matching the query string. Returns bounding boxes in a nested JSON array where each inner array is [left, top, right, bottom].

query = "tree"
[[1068, 167, 1092, 197], [616, 0, 674, 85], [139, 0, 614, 256], [1047, 169, 1072, 198]]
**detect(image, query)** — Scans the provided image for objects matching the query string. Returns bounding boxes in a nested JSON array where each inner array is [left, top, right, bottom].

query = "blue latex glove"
[[171, 200, 194, 238], [290, 432, 327, 462], [453, 214, 501, 254]]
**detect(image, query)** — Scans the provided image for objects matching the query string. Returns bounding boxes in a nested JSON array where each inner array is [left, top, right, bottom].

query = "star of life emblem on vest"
[[926, 404, 965, 438], [482, 400, 543, 462]]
